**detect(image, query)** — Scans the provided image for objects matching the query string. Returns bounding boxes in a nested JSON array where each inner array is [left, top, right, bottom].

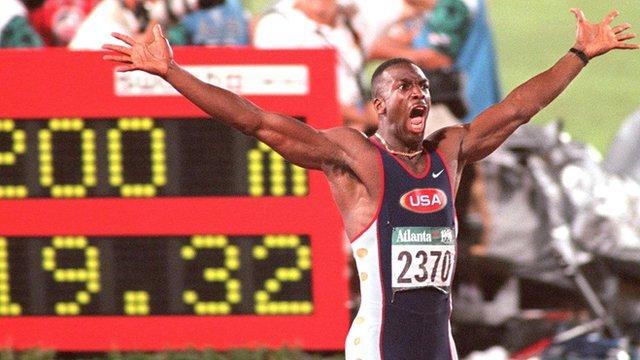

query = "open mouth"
[[408, 105, 427, 132], [410, 105, 427, 118]]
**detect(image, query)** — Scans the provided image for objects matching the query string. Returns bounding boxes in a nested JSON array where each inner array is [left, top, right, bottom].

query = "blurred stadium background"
[[489, 0, 640, 154], [2, 0, 640, 359]]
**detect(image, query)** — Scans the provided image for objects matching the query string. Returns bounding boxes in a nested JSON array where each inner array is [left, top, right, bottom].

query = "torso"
[[344, 137, 459, 360], [325, 129, 461, 241]]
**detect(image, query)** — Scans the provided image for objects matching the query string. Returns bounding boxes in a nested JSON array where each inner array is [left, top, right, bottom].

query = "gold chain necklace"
[[374, 133, 423, 158]]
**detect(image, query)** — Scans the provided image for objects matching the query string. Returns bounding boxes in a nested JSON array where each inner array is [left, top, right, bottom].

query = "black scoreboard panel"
[[0, 235, 312, 316], [0, 118, 307, 198]]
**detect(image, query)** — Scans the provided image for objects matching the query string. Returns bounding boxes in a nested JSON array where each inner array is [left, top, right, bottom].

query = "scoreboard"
[[0, 48, 348, 350]]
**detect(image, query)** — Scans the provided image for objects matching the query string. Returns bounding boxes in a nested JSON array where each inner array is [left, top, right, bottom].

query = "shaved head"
[[371, 58, 418, 98]]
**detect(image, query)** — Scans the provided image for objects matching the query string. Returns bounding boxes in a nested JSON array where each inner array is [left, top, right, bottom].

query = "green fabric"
[[0, 16, 43, 48], [167, 24, 190, 46], [428, 0, 470, 58]]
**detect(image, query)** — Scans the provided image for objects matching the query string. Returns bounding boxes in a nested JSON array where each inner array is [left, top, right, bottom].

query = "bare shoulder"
[[426, 124, 467, 156], [319, 126, 379, 189], [322, 126, 372, 144], [321, 126, 378, 163]]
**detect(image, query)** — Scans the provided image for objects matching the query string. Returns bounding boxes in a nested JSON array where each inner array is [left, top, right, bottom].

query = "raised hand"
[[571, 8, 639, 59], [102, 24, 173, 77]]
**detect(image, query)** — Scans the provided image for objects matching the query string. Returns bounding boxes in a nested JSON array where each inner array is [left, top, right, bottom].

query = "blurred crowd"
[[0, 0, 500, 135]]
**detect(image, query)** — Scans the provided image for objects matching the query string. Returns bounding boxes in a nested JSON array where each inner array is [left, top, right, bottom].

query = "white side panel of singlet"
[[345, 220, 383, 360]]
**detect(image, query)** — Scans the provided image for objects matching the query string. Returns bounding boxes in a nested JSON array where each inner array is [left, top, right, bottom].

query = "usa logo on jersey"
[[399, 188, 448, 214]]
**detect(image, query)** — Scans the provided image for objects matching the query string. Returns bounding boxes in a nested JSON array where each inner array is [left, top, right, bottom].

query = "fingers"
[[111, 32, 136, 46], [616, 42, 640, 50], [102, 54, 132, 63], [602, 9, 619, 25], [101, 44, 131, 55], [142, 20, 158, 43], [612, 23, 631, 34], [152, 23, 164, 40], [570, 8, 586, 22], [617, 32, 636, 42], [116, 65, 138, 72]]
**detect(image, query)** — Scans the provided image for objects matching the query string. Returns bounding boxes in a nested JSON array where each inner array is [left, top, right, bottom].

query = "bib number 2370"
[[391, 227, 455, 291]]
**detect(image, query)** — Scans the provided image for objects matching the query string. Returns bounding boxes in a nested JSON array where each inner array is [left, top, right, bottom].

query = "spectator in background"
[[168, 0, 249, 46], [413, 0, 501, 124], [68, 0, 154, 49], [345, 0, 452, 71], [28, 0, 98, 46], [1, 0, 44, 47], [367, 0, 500, 135], [365, 0, 467, 135], [253, 0, 377, 134], [341, 0, 455, 135]]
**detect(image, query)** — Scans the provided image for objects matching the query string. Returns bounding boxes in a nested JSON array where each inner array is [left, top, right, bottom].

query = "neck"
[[375, 132, 423, 158], [376, 127, 422, 151]]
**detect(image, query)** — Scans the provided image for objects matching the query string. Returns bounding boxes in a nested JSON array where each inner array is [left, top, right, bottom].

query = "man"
[[103, 9, 637, 359], [412, 0, 501, 123]]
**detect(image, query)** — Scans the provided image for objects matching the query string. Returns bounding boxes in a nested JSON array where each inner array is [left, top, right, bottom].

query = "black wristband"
[[569, 47, 589, 65]]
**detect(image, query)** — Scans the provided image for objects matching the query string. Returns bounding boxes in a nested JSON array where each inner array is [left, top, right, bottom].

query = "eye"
[[420, 83, 428, 91]]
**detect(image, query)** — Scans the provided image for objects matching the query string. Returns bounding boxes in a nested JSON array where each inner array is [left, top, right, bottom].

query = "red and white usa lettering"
[[399, 188, 447, 214]]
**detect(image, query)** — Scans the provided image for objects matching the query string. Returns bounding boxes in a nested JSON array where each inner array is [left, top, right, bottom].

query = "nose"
[[410, 84, 426, 99]]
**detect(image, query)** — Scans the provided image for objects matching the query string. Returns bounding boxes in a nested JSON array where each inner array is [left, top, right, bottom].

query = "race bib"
[[391, 227, 456, 293]]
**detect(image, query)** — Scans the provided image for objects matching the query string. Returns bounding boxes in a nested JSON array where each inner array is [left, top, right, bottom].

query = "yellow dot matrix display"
[[254, 235, 312, 315], [123, 291, 150, 315], [247, 141, 308, 197], [108, 118, 167, 197], [38, 119, 96, 198], [0, 237, 21, 315], [182, 235, 241, 315], [0, 119, 28, 198], [42, 236, 100, 315]]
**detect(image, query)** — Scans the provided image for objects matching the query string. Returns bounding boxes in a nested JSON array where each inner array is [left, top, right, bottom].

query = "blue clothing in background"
[[414, 0, 501, 122], [182, 0, 249, 46]]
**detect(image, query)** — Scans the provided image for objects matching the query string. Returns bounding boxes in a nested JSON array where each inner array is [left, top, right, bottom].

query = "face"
[[374, 63, 431, 143]]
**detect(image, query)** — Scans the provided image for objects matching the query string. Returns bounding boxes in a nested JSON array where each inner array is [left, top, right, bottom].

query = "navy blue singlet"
[[346, 138, 458, 360]]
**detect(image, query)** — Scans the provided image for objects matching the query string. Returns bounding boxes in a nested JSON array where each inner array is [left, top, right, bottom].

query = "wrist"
[[569, 47, 589, 65], [162, 60, 178, 79]]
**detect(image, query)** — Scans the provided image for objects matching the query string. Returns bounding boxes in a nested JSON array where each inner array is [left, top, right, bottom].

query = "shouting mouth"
[[408, 104, 428, 132]]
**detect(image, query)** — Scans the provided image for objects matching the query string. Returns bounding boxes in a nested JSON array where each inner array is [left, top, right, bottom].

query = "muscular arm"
[[162, 62, 339, 169], [461, 52, 584, 163], [103, 24, 387, 239], [457, 9, 638, 164], [103, 25, 348, 171]]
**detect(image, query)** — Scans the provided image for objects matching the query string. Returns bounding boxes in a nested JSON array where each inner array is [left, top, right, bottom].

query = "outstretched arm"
[[102, 25, 349, 170], [459, 9, 638, 163]]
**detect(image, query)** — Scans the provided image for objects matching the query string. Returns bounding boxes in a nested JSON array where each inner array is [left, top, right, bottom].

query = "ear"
[[373, 97, 386, 115]]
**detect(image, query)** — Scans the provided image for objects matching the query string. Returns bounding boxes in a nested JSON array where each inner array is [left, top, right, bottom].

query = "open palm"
[[102, 24, 173, 77], [572, 8, 639, 59]]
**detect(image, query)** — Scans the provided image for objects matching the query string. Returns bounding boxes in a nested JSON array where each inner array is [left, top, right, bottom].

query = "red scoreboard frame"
[[0, 48, 349, 351]]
